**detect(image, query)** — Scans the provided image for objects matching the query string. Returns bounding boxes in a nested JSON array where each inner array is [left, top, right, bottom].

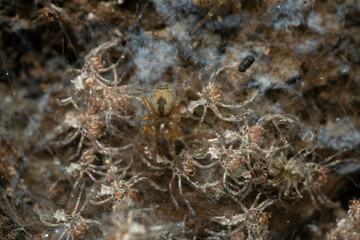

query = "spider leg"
[[148, 126, 158, 162], [140, 152, 165, 170], [136, 115, 151, 129], [223, 171, 231, 193], [97, 62, 118, 73], [168, 121, 184, 143], [57, 96, 75, 106], [169, 175, 180, 210], [51, 129, 81, 147], [178, 174, 196, 216], [187, 99, 204, 117], [191, 0, 226, 34], [75, 134, 85, 157], [141, 93, 156, 117], [94, 62, 120, 85], [165, 128, 180, 166], [190, 158, 218, 169], [183, 194, 196, 216], [89, 196, 113, 205], [129, 176, 166, 191], [94, 73, 112, 86], [216, 90, 259, 109], [171, 112, 181, 123], [111, 62, 119, 85], [138, 124, 149, 155], [293, 182, 303, 198], [86, 170, 98, 181], [73, 171, 84, 188], [58, 230, 67, 240], [183, 174, 218, 194], [174, 80, 189, 108], [39, 217, 63, 227], [307, 188, 321, 210], [72, 189, 85, 214], [86, 39, 120, 60], [212, 104, 243, 121], [201, 105, 208, 122], [231, 0, 242, 14]]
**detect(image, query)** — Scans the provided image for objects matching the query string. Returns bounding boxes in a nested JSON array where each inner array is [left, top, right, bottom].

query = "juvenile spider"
[[266, 148, 341, 208], [210, 194, 273, 239], [136, 82, 188, 165], [38, 190, 103, 240]]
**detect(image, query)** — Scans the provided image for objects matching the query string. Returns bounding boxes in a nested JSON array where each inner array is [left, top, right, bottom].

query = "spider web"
[[0, 0, 359, 239]]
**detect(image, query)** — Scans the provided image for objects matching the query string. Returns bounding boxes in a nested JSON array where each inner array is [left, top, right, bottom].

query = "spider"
[[45, 105, 104, 159], [199, 129, 264, 198], [167, 150, 219, 216], [39, 190, 102, 240], [210, 194, 273, 240], [71, 39, 122, 90], [266, 148, 346, 208], [46, 87, 135, 159], [187, 81, 258, 122], [65, 148, 107, 188], [186, 57, 259, 123], [136, 82, 188, 165], [89, 172, 165, 208]]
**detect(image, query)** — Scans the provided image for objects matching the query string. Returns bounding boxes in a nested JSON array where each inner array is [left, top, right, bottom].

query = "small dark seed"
[[238, 55, 255, 72]]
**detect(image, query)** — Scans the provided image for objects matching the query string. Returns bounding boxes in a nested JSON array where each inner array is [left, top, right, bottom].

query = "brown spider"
[[136, 82, 188, 166]]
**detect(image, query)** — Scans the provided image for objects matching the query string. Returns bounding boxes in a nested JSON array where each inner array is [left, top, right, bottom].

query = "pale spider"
[[46, 89, 134, 159], [200, 129, 265, 198], [71, 39, 123, 90], [136, 82, 188, 165], [167, 150, 219, 216], [210, 194, 273, 240], [187, 80, 258, 122], [39, 191, 102, 240], [266, 148, 346, 208], [45, 105, 104, 159], [89, 170, 165, 208], [65, 148, 107, 188]]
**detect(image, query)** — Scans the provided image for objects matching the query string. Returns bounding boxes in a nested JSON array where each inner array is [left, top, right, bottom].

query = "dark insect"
[[238, 55, 255, 72]]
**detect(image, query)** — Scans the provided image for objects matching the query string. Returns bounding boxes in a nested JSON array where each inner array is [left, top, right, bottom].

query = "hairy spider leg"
[[93, 61, 120, 85], [191, 0, 226, 34], [136, 115, 151, 129], [165, 128, 181, 167], [146, 125, 158, 162], [169, 174, 180, 210], [128, 176, 166, 192], [174, 80, 189, 108], [138, 121, 158, 163], [141, 92, 156, 117], [52, 129, 81, 147], [231, 0, 242, 14], [201, 105, 208, 122], [177, 174, 196, 216], [168, 121, 184, 142], [73, 163, 106, 188]]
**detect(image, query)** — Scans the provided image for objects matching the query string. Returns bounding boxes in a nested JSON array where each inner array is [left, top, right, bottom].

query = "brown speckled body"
[[151, 83, 176, 116]]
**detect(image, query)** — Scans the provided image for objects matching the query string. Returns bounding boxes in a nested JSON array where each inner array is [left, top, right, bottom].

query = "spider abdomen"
[[151, 83, 176, 116]]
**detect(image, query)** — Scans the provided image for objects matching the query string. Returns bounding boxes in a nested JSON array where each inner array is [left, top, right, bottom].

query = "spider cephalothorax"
[[137, 82, 187, 165]]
